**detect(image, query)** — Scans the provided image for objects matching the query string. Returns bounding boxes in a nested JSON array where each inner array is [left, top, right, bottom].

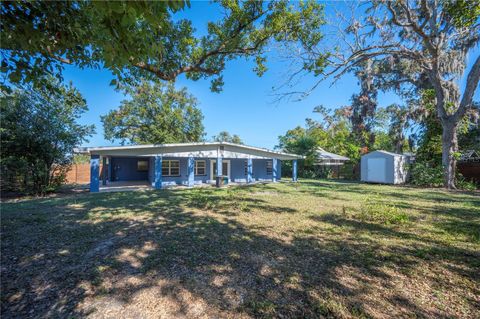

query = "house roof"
[[459, 150, 480, 162], [77, 142, 304, 160], [315, 148, 350, 162]]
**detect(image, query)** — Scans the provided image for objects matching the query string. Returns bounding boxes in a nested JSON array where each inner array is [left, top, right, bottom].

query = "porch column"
[[247, 158, 253, 183], [107, 156, 111, 182], [90, 154, 100, 193], [187, 156, 195, 187], [216, 155, 223, 177], [102, 156, 107, 186], [154, 155, 163, 189], [292, 159, 298, 182], [272, 158, 278, 182]]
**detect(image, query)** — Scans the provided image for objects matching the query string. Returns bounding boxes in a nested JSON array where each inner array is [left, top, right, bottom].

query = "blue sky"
[[63, 1, 479, 150]]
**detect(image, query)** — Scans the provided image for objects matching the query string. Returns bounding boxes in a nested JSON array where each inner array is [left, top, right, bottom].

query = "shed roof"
[[362, 150, 405, 158], [76, 142, 304, 160]]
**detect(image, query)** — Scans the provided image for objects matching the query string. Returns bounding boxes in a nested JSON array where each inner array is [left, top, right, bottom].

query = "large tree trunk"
[[441, 118, 458, 189], [394, 140, 403, 154]]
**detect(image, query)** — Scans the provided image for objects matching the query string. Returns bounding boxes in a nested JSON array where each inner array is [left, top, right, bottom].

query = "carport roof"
[[76, 142, 304, 160]]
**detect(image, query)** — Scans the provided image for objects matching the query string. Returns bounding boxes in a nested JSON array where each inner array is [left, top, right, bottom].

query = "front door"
[[210, 160, 230, 180]]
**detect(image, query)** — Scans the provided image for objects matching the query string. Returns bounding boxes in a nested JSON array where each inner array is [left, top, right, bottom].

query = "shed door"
[[367, 158, 386, 182]]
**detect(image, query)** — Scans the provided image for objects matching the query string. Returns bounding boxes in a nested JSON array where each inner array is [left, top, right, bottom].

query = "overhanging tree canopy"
[[1, 0, 326, 92]]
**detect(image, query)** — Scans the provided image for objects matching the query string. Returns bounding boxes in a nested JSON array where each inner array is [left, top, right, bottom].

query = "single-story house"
[[361, 150, 408, 184], [87, 142, 303, 192]]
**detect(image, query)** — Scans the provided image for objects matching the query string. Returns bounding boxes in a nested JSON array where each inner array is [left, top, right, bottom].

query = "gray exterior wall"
[[360, 151, 395, 184], [393, 155, 408, 184], [361, 151, 408, 184]]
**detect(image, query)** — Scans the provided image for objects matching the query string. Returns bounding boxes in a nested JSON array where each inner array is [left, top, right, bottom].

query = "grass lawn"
[[1, 180, 479, 318]]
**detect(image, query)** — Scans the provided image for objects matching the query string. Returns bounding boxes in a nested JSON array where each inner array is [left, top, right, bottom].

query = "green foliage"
[[73, 154, 91, 164], [1, 0, 326, 92], [459, 124, 480, 152], [444, 0, 480, 28], [415, 90, 443, 164], [456, 175, 478, 191], [359, 195, 409, 225], [212, 131, 243, 144], [277, 106, 384, 178], [411, 162, 444, 187], [101, 81, 205, 145], [0, 80, 94, 195], [372, 132, 394, 152]]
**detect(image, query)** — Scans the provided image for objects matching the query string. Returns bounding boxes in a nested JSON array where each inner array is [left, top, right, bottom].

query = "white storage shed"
[[361, 150, 408, 184]]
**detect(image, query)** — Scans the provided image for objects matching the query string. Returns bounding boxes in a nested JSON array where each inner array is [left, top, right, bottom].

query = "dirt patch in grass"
[[1, 180, 479, 318]]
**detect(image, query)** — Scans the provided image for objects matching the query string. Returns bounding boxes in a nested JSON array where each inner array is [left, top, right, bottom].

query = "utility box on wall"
[[361, 151, 408, 184]]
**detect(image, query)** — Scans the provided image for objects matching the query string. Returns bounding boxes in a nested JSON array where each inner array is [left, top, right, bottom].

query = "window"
[[195, 160, 206, 175], [137, 160, 149, 172], [244, 160, 248, 175], [266, 161, 273, 175], [213, 161, 228, 176], [162, 160, 180, 176]]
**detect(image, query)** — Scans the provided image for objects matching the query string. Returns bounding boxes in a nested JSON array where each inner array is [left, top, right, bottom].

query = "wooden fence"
[[64, 163, 104, 184], [458, 162, 480, 185]]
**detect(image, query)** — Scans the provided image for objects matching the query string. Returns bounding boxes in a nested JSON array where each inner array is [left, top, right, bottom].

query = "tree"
[[277, 107, 363, 178], [384, 104, 411, 153], [284, 0, 480, 189], [102, 81, 205, 145], [0, 81, 94, 194], [212, 131, 244, 144], [349, 60, 379, 148], [1, 0, 326, 92]]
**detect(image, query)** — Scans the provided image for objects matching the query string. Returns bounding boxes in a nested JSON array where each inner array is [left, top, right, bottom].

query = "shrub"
[[359, 195, 409, 225], [456, 175, 478, 191], [410, 161, 444, 187]]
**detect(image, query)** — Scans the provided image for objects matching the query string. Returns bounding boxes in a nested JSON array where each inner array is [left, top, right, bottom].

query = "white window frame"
[[195, 160, 206, 176], [210, 160, 231, 180], [162, 160, 180, 177]]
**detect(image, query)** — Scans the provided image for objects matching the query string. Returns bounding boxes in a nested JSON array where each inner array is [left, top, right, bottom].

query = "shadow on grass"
[[1, 183, 478, 318]]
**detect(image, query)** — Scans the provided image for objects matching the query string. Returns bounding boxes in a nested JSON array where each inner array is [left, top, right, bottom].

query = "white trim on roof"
[[363, 150, 405, 157], [84, 142, 303, 160], [315, 148, 350, 161]]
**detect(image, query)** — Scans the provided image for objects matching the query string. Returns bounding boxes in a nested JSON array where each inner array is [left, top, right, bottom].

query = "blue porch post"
[[272, 158, 278, 182], [90, 154, 100, 192], [247, 158, 253, 183], [102, 156, 107, 186], [154, 155, 163, 189], [292, 159, 298, 182], [187, 156, 195, 187], [216, 155, 223, 177]]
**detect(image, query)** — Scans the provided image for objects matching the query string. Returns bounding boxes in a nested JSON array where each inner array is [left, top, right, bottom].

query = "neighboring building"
[[458, 150, 480, 185], [314, 148, 350, 179], [86, 142, 303, 192], [361, 150, 408, 184], [314, 148, 350, 166]]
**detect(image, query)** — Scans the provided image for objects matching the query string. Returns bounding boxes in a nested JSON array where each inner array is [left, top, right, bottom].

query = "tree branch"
[[133, 9, 267, 81], [456, 55, 480, 120], [46, 46, 72, 64]]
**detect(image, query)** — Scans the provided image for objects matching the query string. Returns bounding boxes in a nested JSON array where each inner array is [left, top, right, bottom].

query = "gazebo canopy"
[[314, 148, 350, 166]]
